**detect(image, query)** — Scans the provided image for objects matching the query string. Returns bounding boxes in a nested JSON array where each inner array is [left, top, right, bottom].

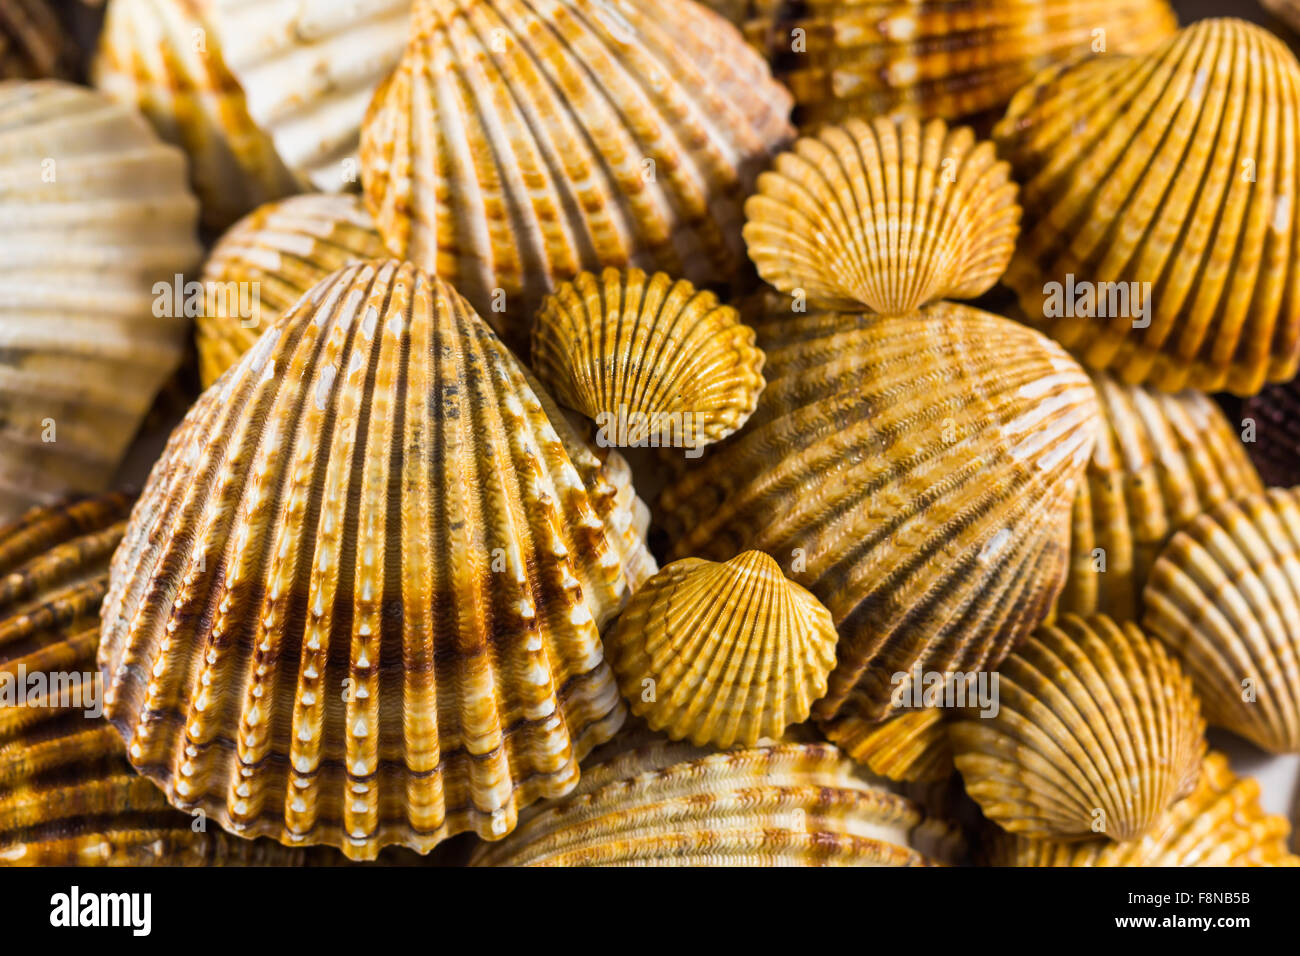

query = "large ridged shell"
[[98, 260, 657, 860], [657, 298, 1099, 723], [951, 614, 1205, 842], [0, 80, 201, 521], [1242, 378, 1300, 486], [469, 739, 965, 866], [744, 116, 1019, 314], [0, 0, 72, 79], [360, 0, 794, 350], [995, 18, 1300, 396], [530, 268, 766, 452], [821, 708, 952, 783], [198, 194, 387, 387], [604, 550, 837, 748], [1143, 487, 1300, 754]]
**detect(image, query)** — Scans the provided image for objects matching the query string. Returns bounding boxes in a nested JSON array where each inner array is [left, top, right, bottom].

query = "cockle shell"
[[530, 268, 766, 453], [0, 0, 72, 79], [469, 739, 965, 866], [995, 18, 1300, 396], [744, 116, 1019, 315], [0, 80, 201, 521], [951, 614, 1205, 842], [656, 297, 1100, 724], [198, 194, 387, 387], [1143, 487, 1300, 754], [98, 260, 657, 860], [985, 752, 1299, 866], [1242, 378, 1300, 486], [604, 550, 837, 748], [821, 708, 953, 783], [360, 0, 794, 350]]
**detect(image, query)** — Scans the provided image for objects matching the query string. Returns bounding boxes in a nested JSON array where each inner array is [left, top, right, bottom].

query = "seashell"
[[0, 80, 201, 521], [1142, 487, 1300, 754], [93, 0, 300, 231], [950, 614, 1205, 842], [1241, 378, 1300, 487], [360, 0, 794, 351], [986, 752, 1299, 866], [530, 268, 766, 453], [656, 297, 1099, 724], [821, 708, 953, 783], [1058, 372, 1263, 620], [469, 739, 965, 866], [995, 18, 1300, 396], [98, 260, 658, 860], [604, 550, 837, 748], [0, 0, 73, 79], [743, 116, 1019, 315], [197, 194, 387, 387], [1262, 0, 1300, 36]]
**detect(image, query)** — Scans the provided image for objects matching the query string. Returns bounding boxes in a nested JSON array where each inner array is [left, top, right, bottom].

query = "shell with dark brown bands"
[[0, 0, 73, 80], [1242, 377, 1300, 487]]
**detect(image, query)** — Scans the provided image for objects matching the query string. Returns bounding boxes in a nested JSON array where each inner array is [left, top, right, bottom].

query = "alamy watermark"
[[1043, 274, 1152, 329], [595, 404, 704, 459], [890, 665, 1000, 718], [0, 667, 102, 718], [153, 274, 262, 327]]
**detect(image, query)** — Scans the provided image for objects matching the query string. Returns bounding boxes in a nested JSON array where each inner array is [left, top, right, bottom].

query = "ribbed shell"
[[985, 752, 1299, 866], [0, 0, 71, 79], [1242, 378, 1300, 486], [744, 116, 1019, 314], [821, 708, 952, 783], [1143, 487, 1300, 754], [198, 194, 387, 387], [657, 299, 1099, 724], [360, 0, 794, 350], [0, 80, 201, 521], [469, 740, 964, 866], [604, 551, 837, 748], [530, 268, 766, 452], [97, 260, 657, 860], [995, 18, 1300, 396]]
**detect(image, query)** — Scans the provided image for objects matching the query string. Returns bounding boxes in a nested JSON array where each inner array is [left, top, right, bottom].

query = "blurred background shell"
[[656, 298, 1099, 724], [360, 0, 794, 351], [1, 0, 75, 79], [0, 80, 200, 521], [1261, 0, 1300, 34], [821, 708, 953, 783], [744, 116, 1019, 314], [1242, 378, 1300, 486], [996, 18, 1300, 396], [97, 260, 657, 861], [1143, 487, 1300, 754], [197, 193, 386, 387]]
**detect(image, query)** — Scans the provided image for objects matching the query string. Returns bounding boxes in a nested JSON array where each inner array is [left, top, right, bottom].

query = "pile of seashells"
[[2, 0, 1299, 868]]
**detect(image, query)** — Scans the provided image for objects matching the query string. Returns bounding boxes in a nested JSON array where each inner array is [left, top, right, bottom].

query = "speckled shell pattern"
[[1142, 487, 1300, 754], [744, 116, 1019, 314], [1242, 378, 1300, 486], [821, 708, 953, 783], [198, 193, 388, 387], [97, 260, 658, 860], [995, 18, 1300, 396], [360, 0, 795, 350], [0, 80, 201, 521], [656, 299, 1099, 724], [0, 0, 72, 79]]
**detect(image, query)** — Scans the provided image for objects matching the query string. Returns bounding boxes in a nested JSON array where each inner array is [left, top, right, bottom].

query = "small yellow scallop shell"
[[821, 708, 953, 783]]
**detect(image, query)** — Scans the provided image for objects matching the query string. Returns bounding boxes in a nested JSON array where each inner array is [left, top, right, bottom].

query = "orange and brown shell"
[[0, 0, 73, 79], [821, 708, 953, 783], [1242, 378, 1300, 487]]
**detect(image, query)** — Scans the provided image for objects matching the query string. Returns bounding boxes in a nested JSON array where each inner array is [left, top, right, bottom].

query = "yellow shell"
[[821, 708, 953, 783], [744, 116, 1019, 314], [986, 752, 1299, 866], [1242, 379, 1300, 487], [657, 297, 1099, 724], [951, 614, 1205, 842], [0, 80, 201, 521], [530, 268, 766, 453], [604, 550, 837, 748], [995, 18, 1300, 396], [198, 194, 387, 387], [360, 0, 794, 350], [1143, 487, 1300, 754], [0, 0, 72, 79], [98, 260, 658, 860]]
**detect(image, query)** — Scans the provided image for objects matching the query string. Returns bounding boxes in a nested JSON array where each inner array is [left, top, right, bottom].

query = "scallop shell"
[[821, 708, 953, 783], [995, 18, 1300, 396], [0, 80, 201, 521], [1242, 378, 1300, 487], [469, 739, 965, 866], [98, 260, 658, 860], [197, 194, 387, 387], [656, 297, 1099, 724], [1142, 487, 1300, 754], [0, 0, 72, 79], [604, 550, 837, 748], [744, 116, 1019, 314], [985, 752, 1299, 866], [360, 0, 794, 350]]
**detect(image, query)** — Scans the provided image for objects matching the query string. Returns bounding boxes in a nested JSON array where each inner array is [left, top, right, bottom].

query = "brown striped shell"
[[1242, 378, 1300, 487], [821, 708, 953, 783], [97, 260, 657, 860], [0, 0, 72, 79]]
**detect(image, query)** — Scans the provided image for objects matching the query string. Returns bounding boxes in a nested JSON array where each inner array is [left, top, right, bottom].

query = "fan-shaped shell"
[[98, 260, 657, 860], [821, 708, 952, 783], [744, 116, 1019, 314], [360, 0, 794, 350], [0, 0, 72, 79], [1143, 487, 1300, 754], [656, 296, 1099, 724], [1242, 378, 1300, 486], [996, 18, 1300, 396], [0, 80, 201, 521]]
